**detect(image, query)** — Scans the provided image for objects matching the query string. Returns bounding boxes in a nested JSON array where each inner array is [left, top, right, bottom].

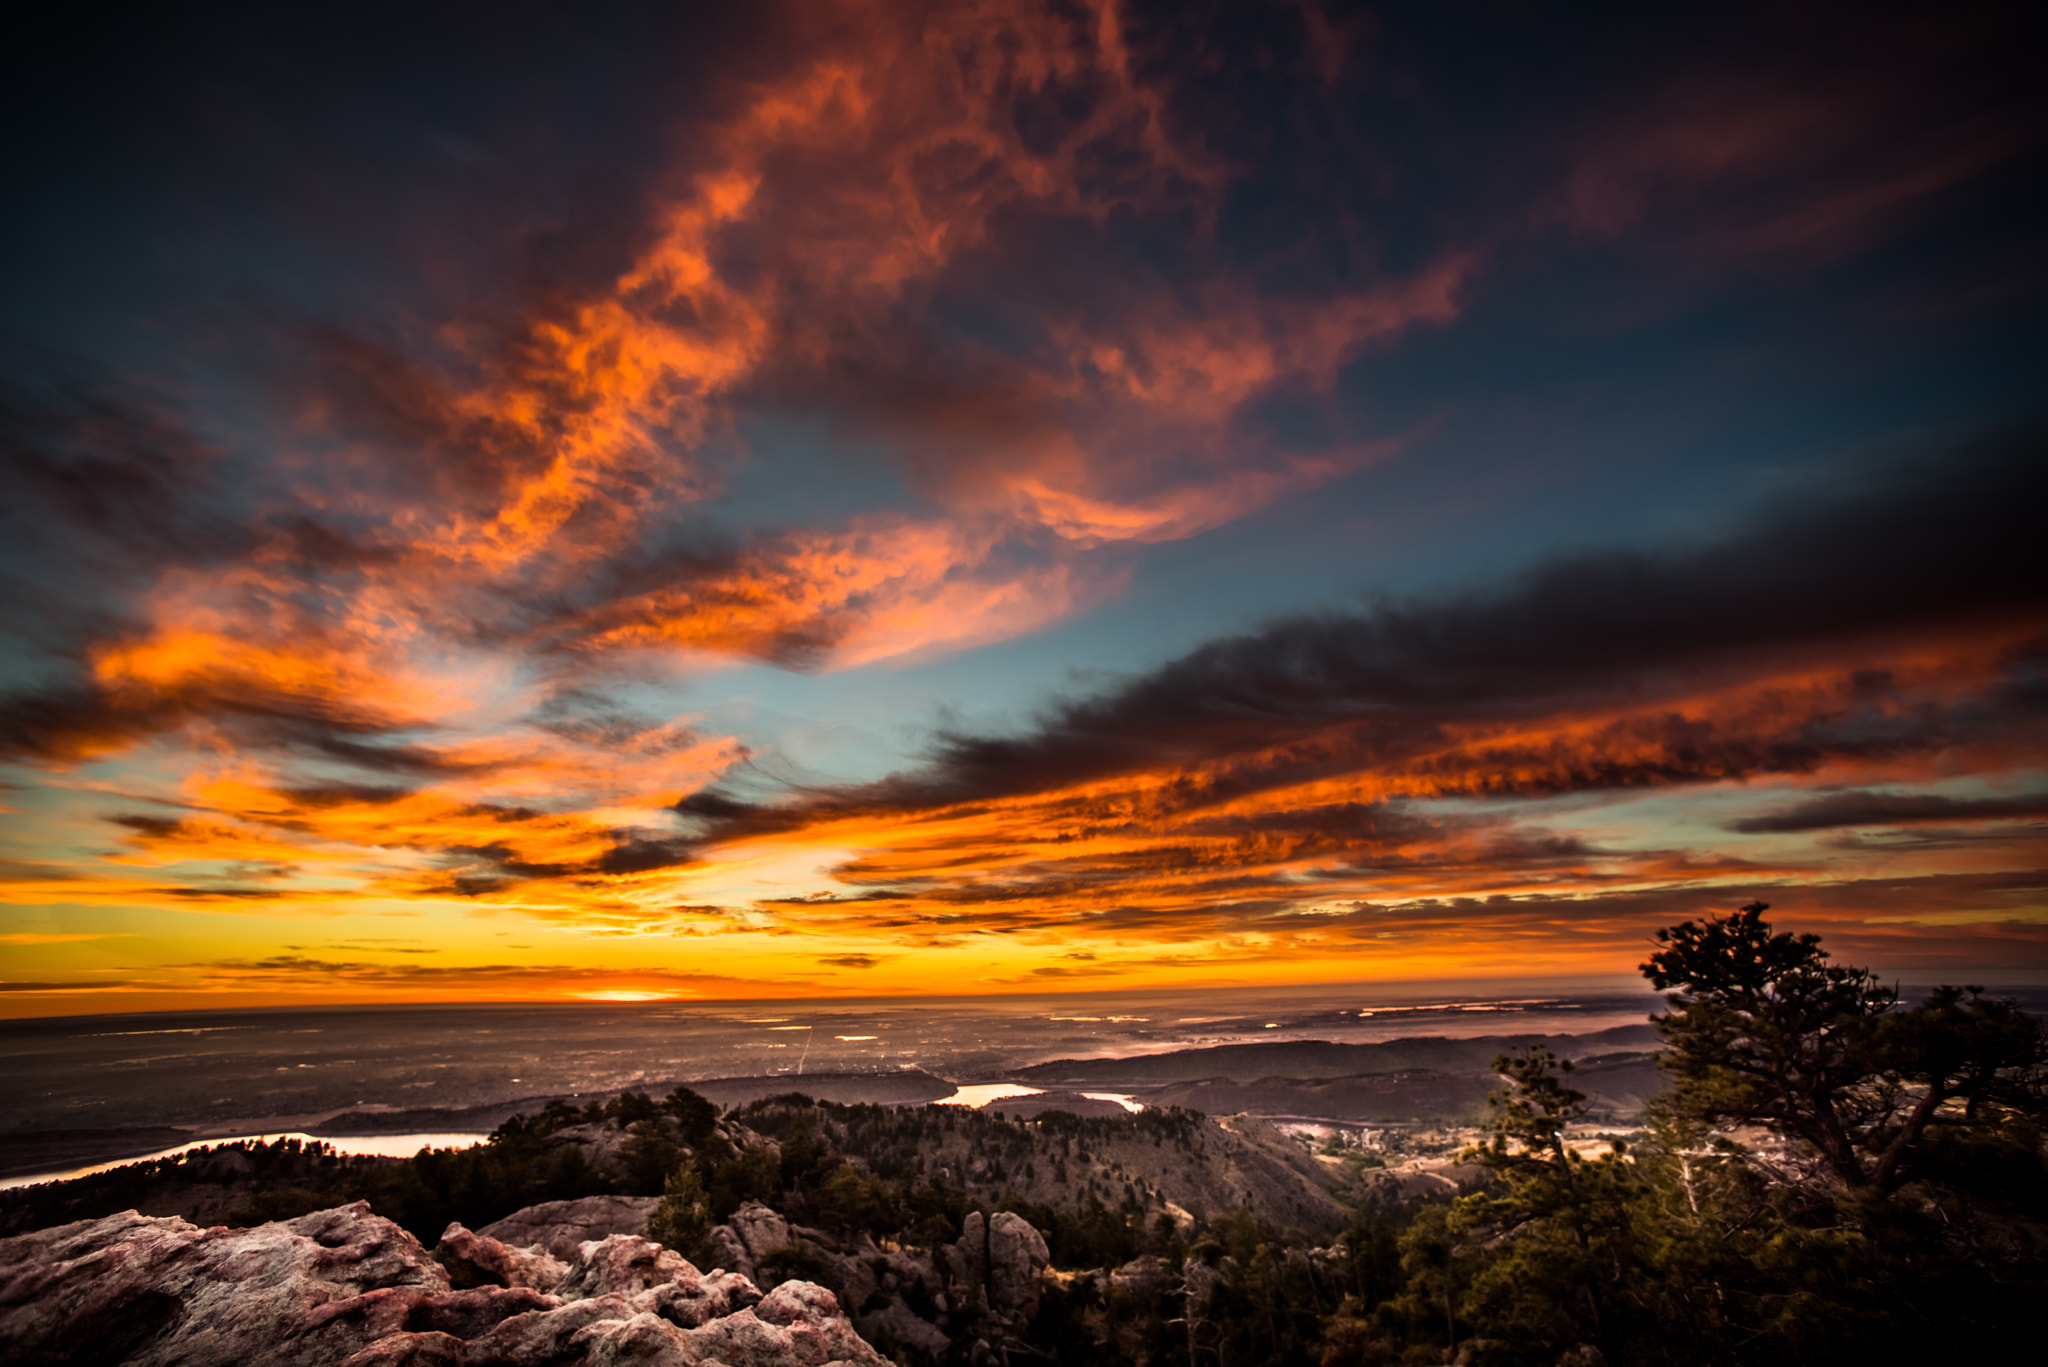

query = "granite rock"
[[0, 1202, 886, 1367], [0, 1202, 448, 1367], [726, 1202, 793, 1262], [477, 1196, 661, 1260], [947, 1210, 1049, 1325], [436, 1223, 569, 1291]]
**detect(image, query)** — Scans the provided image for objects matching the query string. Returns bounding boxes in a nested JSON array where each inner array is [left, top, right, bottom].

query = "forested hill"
[[733, 1094, 1345, 1234]]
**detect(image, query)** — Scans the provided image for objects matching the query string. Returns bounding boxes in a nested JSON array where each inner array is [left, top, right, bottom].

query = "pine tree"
[[646, 1160, 712, 1264], [1644, 901, 2046, 1193]]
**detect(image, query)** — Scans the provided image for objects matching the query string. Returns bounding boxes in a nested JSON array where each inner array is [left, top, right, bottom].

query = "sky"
[[1, 0, 2044, 1016]]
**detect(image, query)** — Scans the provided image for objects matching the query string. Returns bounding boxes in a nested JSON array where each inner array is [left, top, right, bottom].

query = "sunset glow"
[[1, 0, 2043, 1016]]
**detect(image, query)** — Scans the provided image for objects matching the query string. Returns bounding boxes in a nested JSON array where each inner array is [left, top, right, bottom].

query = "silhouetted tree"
[[1644, 900, 2046, 1193], [621, 1118, 682, 1194], [665, 1086, 721, 1147]]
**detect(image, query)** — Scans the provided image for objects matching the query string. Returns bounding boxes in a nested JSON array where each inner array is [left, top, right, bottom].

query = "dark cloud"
[[385, 826, 704, 896], [439, 843, 574, 883], [0, 686, 181, 764], [1279, 870, 2048, 966], [817, 955, 882, 969], [1729, 788, 2048, 833], [676, 789, 788, 827], [0, 981, 136, 992], [681, 429, 2048, 833], [527, 691, 671, 749], [1369, 868, 2048, 922], [302, 736, 495, 776], [0, 678, 458, 770], [593, 836, 701, 876], [276, 782, 418, 808], [0, 373, 249, 597], [109, 814, 185, 840], [760, 889, 916, 905]]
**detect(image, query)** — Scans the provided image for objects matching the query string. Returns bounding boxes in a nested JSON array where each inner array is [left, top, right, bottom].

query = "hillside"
[[733, 1096, 1346, 1236]]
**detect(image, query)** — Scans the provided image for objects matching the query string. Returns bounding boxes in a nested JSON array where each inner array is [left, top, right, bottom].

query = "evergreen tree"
[[646, 1160, 713, 1264], [665, 1086, 721, 1148], [1452, 1047, 1639, 1360], [1644, 901, 2046, 1194]]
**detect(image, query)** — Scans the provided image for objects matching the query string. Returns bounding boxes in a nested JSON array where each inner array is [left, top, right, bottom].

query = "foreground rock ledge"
[[0, 1201, 889, 1367]]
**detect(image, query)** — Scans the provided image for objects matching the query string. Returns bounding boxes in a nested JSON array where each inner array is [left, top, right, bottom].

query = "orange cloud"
[[2, 2, 2040, 1011]]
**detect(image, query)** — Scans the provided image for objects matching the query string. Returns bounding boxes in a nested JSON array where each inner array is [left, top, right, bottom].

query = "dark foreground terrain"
[[4, 914, 2046, 1366]]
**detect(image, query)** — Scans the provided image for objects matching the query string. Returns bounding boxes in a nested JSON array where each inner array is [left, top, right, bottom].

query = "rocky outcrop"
[[727, 1202, 793, 1262], [858, 1295, 952, 1358], [691, 1200, 1053, 1364], [0, 1203, 448, 1367], [707, 1202, 893, 1312], [706, 1224, 757, 1281], [947, 1210, 1051, 1327], [435, 1223, 568, 1290], [476, 1195, 659, 1259], [710, 1200, 793, 1282], [0, 1201, 887, 1367]]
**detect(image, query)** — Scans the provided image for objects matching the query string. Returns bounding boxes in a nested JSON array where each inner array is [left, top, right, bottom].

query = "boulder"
[[402, 1286, 561, 1339], [572, 1309, 699, 1365], [858, 1296, 953, 1358], [459, 1291, 645, 1363], [947, 1210, 1049, 1325], [556, 1233, 698, 1300], [984, 1213, 1049, 1322], [771, 1224, 880, 1312], [1107, 1255, 1170, 1297], [433, 1223, 568, 1291], [0, 1202, 891, 1367], [706, 1224, 757, 1282], [550, 1121, 640, 1175], [726, 1201, 793, 1260], [640, 1268, 760, 1328], [949, 1211, 989, 1295], [688, 1281, 887, 1367], [477, 1195, 660, 1259], [0, 1202, 449, 1367]]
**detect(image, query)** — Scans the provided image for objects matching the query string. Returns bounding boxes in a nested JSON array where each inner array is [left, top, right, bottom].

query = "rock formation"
[[689, 1199, 1054, 1364], [0, 1201, 888, 1367], [946, 1211, 1051, 1328], [476, 1195, 660, 1259], [712, 1201, 793, 1283]]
